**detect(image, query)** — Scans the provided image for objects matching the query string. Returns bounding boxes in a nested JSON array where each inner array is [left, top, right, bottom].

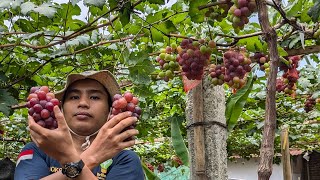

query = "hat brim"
[[55, 70, 120, 102]]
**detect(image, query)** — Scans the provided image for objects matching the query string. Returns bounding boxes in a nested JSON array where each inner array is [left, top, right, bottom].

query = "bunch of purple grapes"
[[222, 50, 252, 88], [177, 39, 214, 80], [26, 86, 60, 129]]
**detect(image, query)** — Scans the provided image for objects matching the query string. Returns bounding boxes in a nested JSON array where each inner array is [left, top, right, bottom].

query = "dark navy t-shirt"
[[14, 142, 144, 179]]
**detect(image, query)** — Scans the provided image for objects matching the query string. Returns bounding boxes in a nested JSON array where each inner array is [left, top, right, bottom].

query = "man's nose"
[[78, 96, 89, 108]]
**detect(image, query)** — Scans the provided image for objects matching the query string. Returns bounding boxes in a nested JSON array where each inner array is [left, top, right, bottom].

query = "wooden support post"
[[280, 127, 292, 180], [192, 82, 207, 179]]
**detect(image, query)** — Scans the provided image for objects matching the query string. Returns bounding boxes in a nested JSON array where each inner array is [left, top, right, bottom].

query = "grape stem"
[[280, 57, 290, 66]]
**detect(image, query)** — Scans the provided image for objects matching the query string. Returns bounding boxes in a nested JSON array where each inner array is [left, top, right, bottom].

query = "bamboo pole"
[[191, 81, 207, 180], [280, 127, 292, 180]]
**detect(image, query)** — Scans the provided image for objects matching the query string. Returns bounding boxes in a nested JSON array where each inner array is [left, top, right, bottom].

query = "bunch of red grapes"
[[228, 0, 256, 30], [276, 56, 300, 95], [304, 96, 316, 112], [177, 39, 214, 80], [210, 49, 252, 89], [110, 91, 141, 141], [156, 44, 180, 82], [26, 86, 60, 129]]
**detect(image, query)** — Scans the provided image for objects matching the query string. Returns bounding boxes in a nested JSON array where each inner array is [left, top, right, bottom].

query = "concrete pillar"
[[186, 77, 228, 180]]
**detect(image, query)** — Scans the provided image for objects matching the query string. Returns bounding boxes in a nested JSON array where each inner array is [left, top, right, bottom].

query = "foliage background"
[[0, 0, 319, 174]]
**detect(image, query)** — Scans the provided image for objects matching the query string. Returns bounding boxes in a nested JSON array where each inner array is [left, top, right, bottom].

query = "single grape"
[[37, 91, 47, 100], [33, 104, 43, 113], [41, 109, 51, 119]]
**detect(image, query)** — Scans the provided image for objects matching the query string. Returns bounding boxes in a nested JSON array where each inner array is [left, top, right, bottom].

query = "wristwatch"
[[61, 159, 84, 178]]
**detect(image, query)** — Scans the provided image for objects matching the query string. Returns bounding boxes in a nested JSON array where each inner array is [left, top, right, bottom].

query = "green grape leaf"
[[189, 0, 207, 23], [148, 0, 165, 4], [308, 0, 320, 22], [0, 0, 11, 8], [286, 0, 302, 17], [34, 3, 57, 18], [108, 0, 117, 9], [128, 59, 155, 85], [119, 1, 131, 26], [127, 51, 149, 66], [141, 161, 160, 180], [226, 73, 255, 131], [171, 117, 189, 166], [277, 46, 288, 56], [84, 0, 105, 7], [0, 89, 18, 116], [21, 2, 36, 15]]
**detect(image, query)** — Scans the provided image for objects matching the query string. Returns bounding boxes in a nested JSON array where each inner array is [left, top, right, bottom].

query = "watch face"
[[65, 166, 80, 178], [62, 160, 84, 178]]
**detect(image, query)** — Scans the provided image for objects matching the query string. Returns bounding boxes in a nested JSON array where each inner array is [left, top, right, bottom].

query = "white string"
[[68, 127, 99, 150]]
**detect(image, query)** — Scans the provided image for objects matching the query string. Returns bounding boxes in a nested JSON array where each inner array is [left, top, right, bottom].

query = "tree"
[[0, 0, 319, 179]]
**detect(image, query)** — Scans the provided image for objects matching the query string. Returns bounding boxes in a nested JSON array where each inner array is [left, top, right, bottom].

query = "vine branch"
[[198, 0, 229, 10], [256, 0, 280, 179]]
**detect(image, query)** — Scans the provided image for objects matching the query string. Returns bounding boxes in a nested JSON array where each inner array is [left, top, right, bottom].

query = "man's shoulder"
[[22, 142, 40, 151], [112, 150, 141, 165], [19, 142, 49, 159]]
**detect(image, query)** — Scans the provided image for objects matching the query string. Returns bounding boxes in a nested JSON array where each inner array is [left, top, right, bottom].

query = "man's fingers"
[[28, 115, 48, 135], [119, 138, 136, 149], [118, 129, 139, 142], [106, 111, 133, 128], [29, 129, 40, 147], [113, 116, 137, 134], [53, 105, 67, 129]]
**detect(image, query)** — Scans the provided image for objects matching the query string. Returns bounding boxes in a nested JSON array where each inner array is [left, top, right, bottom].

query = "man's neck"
[[71, 133, 96, 154]]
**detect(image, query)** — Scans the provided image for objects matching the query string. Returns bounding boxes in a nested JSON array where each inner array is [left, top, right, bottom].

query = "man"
[[15, 70, 144, 179]]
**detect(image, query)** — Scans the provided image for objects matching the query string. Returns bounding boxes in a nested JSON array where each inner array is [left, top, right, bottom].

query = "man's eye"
[[70, 96, 79, 100], [91, 96, 100, 100]]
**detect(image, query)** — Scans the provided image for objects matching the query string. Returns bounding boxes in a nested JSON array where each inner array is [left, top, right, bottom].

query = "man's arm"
[[14, 142, 97, 180]]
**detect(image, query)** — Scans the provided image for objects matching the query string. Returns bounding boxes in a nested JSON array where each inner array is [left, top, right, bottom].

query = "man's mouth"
[[74, 112, 92, 119]]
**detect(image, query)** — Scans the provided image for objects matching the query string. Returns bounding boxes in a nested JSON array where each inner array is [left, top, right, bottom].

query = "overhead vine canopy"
[[0, 0, 319, 173]]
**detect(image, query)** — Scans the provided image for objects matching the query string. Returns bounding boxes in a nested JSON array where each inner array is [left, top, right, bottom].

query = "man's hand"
[[81, 111, 139, 169], [28, 106, 79, 165]]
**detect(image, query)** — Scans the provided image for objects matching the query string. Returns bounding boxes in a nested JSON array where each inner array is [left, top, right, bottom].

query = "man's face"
[[62, 79, 110, 136]]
